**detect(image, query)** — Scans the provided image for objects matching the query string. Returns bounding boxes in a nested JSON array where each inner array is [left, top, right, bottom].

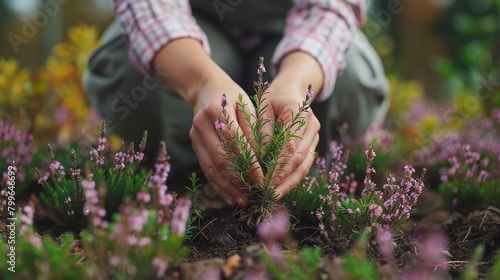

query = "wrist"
[[152, 38, 229, 108], [273, 51, 324, 101]]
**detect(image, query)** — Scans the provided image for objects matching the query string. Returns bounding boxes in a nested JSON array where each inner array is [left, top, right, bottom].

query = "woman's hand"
[[263, 51, 325, 198], [190, 76, 265, 207], [262, 81, 321, 198]]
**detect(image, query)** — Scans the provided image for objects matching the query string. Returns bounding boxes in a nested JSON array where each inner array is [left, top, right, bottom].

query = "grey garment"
[[82, 17, 389, 191], [190, 0, 293, 34]]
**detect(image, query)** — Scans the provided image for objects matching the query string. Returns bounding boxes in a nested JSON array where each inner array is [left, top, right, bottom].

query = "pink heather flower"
[[152, 257, 168, 278], [329, 170, 339, 181], [134, 152, 144, 162], [138, 237, 152, 247], [365, 149, 376, 161], [306, 85, 314, 100], [315, 209, 324, 220], [70, 168, 81, 177], [369, 204, 383, 218], [137, 190, 151, 203], [319, 223, 327, 237], [171, 197, 192, 235], [418, 232, 449, 271], [97, 136, 107, 151], [220, 94, 228, 107], [478, 170, 490, 184], [258, 208, 290, 241], [127, 209, 149, 232], [376, 227, 393, 258], [49, 161, 64, 175], [480, 157, 489, 167], [109, 255, 121, 267], [492, 108, 500, 122], [28, 234, 42, 249], [37, 173, 49, 185], [214, 119, 226, 131], [160, 193, 173, 207], [257, 64, 266, 75], [20, 205, 35, 233], [114, 151, 127, 170]]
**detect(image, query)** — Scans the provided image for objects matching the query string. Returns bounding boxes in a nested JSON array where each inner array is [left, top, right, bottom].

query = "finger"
[[191, 119, 248, 207], [270, 114, 320, 187], [274, 132, 319, 199]]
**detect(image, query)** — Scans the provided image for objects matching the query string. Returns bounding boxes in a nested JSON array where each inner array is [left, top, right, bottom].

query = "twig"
[[188, 217, 218, 245], [462, 226, 473, 242], [479, 211, 489, 231]]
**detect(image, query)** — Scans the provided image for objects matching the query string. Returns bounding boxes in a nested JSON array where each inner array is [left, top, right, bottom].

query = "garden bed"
[[3, 185, 498, 279]]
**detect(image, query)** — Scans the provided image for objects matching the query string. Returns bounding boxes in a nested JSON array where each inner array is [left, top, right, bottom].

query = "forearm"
[[271, 0, 366, 101], [271, 51, 324, 102], [152, 38, 230, 108]]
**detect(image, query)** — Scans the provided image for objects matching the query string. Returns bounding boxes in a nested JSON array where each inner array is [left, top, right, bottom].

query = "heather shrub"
[[339, 123, 396, 185], [286, 142, 426, 238], [214, 57, 313, 223], [36, 122, 151, 231], [419, 109, 500, 211]]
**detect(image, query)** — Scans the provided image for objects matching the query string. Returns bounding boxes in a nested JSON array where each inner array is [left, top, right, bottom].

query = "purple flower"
[[376, 226, 393, 258], [258, 208, 289, 241], [257, 64, 266, 75], [28, 234, 42, 249], [365, 148, 376, 161], [220, 94, 228, 108], [152, 257, 168, 278], [109, 255, 121, 267], [137, 190, 151, 203], [171, 197, 192, 235], [214, 119, 226, 132], [369, 204, 383, 218], [20, 205, 35, 233], [306, 84, 314, 100], [49, 161, 64, 175]]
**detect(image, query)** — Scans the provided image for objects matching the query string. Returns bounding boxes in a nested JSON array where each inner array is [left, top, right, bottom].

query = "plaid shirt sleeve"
[[271, 0, 366, 101], [113, 0, 210, 77]]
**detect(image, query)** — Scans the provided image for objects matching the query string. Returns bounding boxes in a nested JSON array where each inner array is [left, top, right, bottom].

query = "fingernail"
[[275, 191, 283, 200], [236, 197, 246, 207]]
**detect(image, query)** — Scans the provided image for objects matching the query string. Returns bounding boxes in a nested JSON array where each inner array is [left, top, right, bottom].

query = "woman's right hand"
[[153, 38, 263, 207], [190, 77, 264, 207]]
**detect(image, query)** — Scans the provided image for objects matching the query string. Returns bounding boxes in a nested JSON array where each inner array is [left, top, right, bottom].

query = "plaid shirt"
[[114, 0, 365, 101]]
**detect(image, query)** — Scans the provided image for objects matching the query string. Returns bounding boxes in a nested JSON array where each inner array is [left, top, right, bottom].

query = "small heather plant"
[[214, 57, 313, 223], [185, 172, 203, 218], [419, 109, 500, 210], [438, 144, 500, 211], [287, 142, 426, 238], [36, 122, 151, 231]]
